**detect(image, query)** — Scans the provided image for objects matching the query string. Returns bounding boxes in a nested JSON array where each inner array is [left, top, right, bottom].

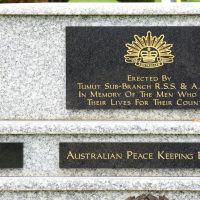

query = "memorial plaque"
[[66, 27, 200, 109], [0, 143, 23, 168], [60, 143, 200, 168]]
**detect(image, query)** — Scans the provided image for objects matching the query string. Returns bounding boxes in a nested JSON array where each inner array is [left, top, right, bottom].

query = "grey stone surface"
[[0, 177, 199, 191], [0, 14, 200, 120], [0, 192, 197, 200], [0, 120, 200, 135], [0, 4, 200, 199], [0, 134, 200, 177], [0, 177, 198, 199], [0, 3, 199, 16]]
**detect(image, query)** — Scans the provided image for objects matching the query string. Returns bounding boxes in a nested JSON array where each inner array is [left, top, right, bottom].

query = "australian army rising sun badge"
[[124, 31, 174, 68]]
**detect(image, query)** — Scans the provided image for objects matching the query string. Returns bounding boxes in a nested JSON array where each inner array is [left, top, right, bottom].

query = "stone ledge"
[[0, 177, 199, 191], [0, 120, 200, 135], [0, 3, 199, 16]]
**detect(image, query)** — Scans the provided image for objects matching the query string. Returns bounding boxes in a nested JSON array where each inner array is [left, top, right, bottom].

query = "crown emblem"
[[124, 31, 174, 68]]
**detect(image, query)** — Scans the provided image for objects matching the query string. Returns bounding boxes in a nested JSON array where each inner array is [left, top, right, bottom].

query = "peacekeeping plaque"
[[60, 143, 200, 168], [0, 143, 23, 168], [66, 27, 200, 109]]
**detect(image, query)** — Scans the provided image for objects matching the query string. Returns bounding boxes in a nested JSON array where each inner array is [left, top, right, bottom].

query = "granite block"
[[0, 191, 198, 200], [0, 177, 197, 200], [0, 3, 199, 16], [0, 177, 199, 191], [0, 4, 200, 120], [0, 133, 200, 176], [0, 120, 200, 135]]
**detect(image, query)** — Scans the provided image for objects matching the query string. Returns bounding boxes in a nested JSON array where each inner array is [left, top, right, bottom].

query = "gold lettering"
[[77, 83, 101, 90], [157, 151, 193, 160], [66, 151, 75, 160], [66, 152, 123, 160], [127, 75, 159, 82], [127, 151, 153, 160]]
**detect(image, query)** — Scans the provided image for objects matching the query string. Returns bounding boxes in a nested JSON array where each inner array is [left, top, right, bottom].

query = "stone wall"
[[0, 3, 200, 199]]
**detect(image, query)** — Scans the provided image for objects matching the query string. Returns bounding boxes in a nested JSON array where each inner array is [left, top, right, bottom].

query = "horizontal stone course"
[[0, 177, 199, 191], [0, 134, 199, 177], [0, 120, 200, 135], [0, 5, 200, 120], [0, 3, 199, 16]]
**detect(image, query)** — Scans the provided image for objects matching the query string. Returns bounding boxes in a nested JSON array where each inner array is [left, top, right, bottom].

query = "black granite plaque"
[[0, 143, 23, 168], [66, 26, 200, 109], [60, 143, 200, 168]]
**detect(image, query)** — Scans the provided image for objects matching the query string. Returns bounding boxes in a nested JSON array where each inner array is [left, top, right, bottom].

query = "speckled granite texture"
[[0, 4, 200, 120], [1, 134, 200, 177], [0, 177, 199, 191], [0, 177, 198, 199], [0, 3, 199, 16], [0, 191, 198, 200], [0, 3, 200, 199], [0, 177, 199, 199], [0, 121, 200, 135]]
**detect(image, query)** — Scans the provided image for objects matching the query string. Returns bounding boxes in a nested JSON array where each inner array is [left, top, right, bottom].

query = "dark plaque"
[[66, 26, 200, 109], [60, 143, 200, 168], [0, 143, 23, 168]]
